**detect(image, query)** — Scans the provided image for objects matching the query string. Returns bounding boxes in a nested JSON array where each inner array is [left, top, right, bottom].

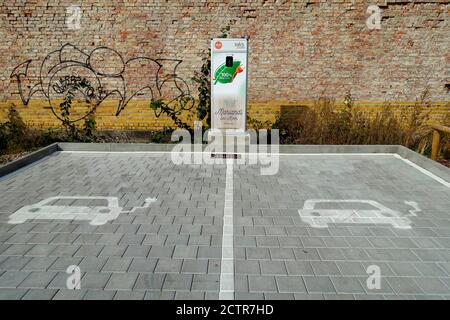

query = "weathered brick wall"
[[0, 0, 449, 129]]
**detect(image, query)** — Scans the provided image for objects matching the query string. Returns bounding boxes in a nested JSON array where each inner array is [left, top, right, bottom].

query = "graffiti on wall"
[[10, 43, 194, 123]]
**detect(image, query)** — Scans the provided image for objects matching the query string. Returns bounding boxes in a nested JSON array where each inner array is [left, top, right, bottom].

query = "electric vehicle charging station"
[[210, 38, 248, 136]]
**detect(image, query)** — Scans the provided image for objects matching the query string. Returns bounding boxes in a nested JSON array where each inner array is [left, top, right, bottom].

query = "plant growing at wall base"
[[58, 79, 98, 141], [149, 126, 174, 143], [0, 104, 40, 153], [83, 109, 97, 141], [150, 97, 194, 131]]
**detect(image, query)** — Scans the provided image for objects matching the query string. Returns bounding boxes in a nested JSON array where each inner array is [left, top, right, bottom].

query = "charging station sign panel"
[[211, 38, 248, 132]]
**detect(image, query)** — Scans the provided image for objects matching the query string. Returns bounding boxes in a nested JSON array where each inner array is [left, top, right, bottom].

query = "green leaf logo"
[[213, 61, 244, 84]]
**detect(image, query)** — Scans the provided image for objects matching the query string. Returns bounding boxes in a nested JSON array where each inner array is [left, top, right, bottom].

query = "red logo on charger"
[[215, 41, 222, 49]]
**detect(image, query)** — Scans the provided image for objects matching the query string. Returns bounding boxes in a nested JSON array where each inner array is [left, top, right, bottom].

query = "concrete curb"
[[1, 143, 449, 183], [57, 142, 176, 152], [0, 143, 60, 178]]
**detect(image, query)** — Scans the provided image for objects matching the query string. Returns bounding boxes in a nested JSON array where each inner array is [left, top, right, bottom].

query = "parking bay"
[[0, 151, 450, 299]]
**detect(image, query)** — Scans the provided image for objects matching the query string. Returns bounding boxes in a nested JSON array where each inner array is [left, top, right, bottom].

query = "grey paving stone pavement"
[[233, 154, 450, 300], [0, 152, 449, 300]]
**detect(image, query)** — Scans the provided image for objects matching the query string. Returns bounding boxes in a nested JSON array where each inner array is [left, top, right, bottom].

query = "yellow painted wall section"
[[0, 100, 449, 131]]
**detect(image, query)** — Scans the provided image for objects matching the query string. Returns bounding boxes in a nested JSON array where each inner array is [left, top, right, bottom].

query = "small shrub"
[[150, 97, 194, 131], [56, 79, 99, 142], [81, 109, 98, 142], [0, 104, 40, 153], [149, 126, 174, 143], [0, 122, 8, 152]]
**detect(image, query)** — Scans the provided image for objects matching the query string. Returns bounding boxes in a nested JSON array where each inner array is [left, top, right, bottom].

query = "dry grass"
[[275, 90, 450, 159], [2, 92, 450, 162], [0, 150, 33, 165]]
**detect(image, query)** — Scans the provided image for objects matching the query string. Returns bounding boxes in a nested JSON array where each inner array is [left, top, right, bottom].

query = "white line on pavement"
[[61, 151, 395, 156], [219, 158, 234, 300], [395, 154, 450, 188]]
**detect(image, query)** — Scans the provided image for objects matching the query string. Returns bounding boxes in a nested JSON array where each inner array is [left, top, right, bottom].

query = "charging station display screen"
[[211, 38, 247, 132]]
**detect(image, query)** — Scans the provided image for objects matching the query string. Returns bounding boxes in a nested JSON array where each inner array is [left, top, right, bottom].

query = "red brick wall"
[[0, 0, 449, 129]]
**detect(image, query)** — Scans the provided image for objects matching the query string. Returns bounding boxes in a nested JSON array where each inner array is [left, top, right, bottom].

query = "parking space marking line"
[[61, 151, 395, 156], [219, 158, 234, 300], [395, 154, 450, 188]]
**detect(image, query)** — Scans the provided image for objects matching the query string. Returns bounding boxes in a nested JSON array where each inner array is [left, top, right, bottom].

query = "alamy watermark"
[[366, 5, 382, 30], [66, 5, 82, 30], [66, 265, 81, 289], [366, 265, 381, 290], [170, 122, 280, 175]]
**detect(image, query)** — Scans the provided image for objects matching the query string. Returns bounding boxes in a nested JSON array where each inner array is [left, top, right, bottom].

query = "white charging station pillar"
[[210, 38, 248, 136]]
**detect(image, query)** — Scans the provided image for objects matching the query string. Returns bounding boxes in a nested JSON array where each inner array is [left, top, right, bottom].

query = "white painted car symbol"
[[8, 196, 122, 226], [298, 199, 414, 229]]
